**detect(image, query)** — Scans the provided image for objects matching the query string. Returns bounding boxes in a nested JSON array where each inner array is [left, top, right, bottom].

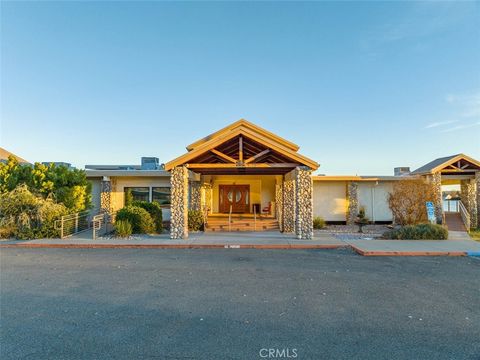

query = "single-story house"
[[85, 119, 480, 239]]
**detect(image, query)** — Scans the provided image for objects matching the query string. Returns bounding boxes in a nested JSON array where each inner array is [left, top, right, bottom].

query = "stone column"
[[201, 183, 212, 215], [461, 178, 478, 229], [476, 172, 480, 229], [170, 166, 189, 239], [282, 170, 296, 233], [295, 167, 313, 239], [275, 182, 283, 232], [189, 181, 201, 211], [100, 178, 111, 214], [430, 172, 443, 224], [346, 182, 358, 225]]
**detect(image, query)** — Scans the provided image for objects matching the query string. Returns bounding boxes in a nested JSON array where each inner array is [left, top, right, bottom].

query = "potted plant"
[[354, 207, 370, 233]]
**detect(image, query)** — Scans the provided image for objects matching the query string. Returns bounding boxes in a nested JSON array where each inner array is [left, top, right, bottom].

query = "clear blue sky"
[[1, 1, 479, 175]]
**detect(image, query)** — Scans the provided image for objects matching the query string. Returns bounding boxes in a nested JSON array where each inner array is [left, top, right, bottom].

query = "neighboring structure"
[[84, 119, 480, 238], [0, 147, 30, 164]]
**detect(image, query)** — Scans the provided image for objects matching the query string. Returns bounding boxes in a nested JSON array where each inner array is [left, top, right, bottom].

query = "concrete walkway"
[[2, 231, 479, 256]]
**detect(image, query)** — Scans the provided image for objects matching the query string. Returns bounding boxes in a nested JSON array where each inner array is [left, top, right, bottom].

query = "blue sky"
[[1, 1, 479, 175]]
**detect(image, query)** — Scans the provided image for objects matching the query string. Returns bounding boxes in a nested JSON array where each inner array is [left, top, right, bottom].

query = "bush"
[[388, 178, 436, 225], [115, 220, 132, 238], [188, 210, 204, 231], [0, 155, 92, 212], [383, 223, 448, 240], [116, 206, 155, 234], [0, 184, 68, 239], [132, 201, 163, 233], [313, 216, 326, 229]]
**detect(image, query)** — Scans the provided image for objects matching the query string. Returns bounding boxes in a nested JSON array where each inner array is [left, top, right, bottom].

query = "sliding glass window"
[[152, 187, 171, 207], [124, 187, 149, 203]]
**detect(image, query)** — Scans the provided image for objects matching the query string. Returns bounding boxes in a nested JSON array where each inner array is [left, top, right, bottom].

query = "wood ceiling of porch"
[[187, 135, 304, 175]]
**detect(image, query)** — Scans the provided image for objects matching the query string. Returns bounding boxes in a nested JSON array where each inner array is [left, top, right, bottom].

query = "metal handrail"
[[459, 200, 470, 230], [228, 205, 232, 232]]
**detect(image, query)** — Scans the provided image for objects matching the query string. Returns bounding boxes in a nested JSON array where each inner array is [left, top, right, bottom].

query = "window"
[[152, 187, 171, 207], [124, 187, 149, 203]]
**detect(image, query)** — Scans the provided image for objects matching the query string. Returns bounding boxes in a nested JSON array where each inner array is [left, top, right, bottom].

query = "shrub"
[[132, 201, 163, 233], [188, 210, 204, 231], [313, 216, 326, 229], [0, 155, 92, 212], [0, 184, 68, 239], [116, 206, 155, 234], [388, 178, 435, 225], [115, 220, 132, 238], [383, 223, 448, 240]]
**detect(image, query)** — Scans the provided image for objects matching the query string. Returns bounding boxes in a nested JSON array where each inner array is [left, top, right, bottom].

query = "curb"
[[0, 243, 346, 250], [351, 245, 467, 257]]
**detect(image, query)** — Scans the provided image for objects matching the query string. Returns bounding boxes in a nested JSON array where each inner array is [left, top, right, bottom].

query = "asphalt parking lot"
[[1, 248, 479, 360]]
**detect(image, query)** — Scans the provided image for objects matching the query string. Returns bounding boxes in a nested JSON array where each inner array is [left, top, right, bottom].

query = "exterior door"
[[219, 185, 250, 213]]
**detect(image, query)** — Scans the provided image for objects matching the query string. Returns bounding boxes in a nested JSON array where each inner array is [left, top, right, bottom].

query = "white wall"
[[312, 181, 347, 221], [357, 182, 393, 222]]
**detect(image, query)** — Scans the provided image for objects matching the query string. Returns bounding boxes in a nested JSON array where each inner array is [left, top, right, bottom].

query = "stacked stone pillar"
[[170, 166, 189, 239], [294, 167, 313, 239], [275, 183, 283, 232], [282, 167, 313, 239], [346, 182, 358, 225], [100, 178, 112, 214], [461, 178, 478, 229], [189, 181, 201, 211], [282, 172, 296, 233], [429, 172, 443, 224], [477, 172, 480, 228]]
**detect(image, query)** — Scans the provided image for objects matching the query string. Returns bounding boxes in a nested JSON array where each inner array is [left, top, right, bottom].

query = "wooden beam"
[[239, 136, 243, 162], [245, 149, 270, 164], [186, 163, 299, 169], [210, 149, 236, 163]]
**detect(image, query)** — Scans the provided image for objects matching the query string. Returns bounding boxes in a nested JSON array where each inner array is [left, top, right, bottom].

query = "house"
[[85, 119, 480, 239]]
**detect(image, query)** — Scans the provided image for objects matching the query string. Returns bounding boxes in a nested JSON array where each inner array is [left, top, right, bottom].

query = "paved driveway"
[[1, 248, 479, 360]]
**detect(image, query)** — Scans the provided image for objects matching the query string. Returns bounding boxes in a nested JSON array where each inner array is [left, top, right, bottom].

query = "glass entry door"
[[219, 185, 250, 213]]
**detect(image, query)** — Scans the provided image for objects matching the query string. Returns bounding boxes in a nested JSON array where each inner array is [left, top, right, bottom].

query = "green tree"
[[0, 155, 92, 212]]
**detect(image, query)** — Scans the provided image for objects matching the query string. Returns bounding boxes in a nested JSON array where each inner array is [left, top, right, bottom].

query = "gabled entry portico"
[[165, 119, 319, 239]]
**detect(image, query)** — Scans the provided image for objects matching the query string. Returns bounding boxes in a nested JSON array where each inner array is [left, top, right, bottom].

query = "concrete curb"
[[0, 243, 346, 250], [351, 245, 467, 257], [0, 243, 473, 256]]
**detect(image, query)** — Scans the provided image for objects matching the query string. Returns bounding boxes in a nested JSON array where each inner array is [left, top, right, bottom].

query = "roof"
[[186, 119, 299, 152], [411, 154, 480, 175], [86, 170, 170, 178], [166, 119, 319, 172], [0, 147, 29, 164], [312, 175, 409, 182]]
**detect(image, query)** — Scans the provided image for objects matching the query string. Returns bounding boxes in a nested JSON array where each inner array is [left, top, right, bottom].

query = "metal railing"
[[459, 200, 470, 230], [228, 205, 232, 232], [54, 211, 91, 239]]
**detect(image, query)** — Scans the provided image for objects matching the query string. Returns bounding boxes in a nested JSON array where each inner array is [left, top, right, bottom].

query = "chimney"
[[394, 167, 410, 176]]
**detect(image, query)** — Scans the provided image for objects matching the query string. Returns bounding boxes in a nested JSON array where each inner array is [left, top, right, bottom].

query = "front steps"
[[205, 215, 279, 232]]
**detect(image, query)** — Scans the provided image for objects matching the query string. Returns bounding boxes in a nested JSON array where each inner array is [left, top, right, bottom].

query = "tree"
[[388, 178, 435, 225], [0, 156, 91, 212]]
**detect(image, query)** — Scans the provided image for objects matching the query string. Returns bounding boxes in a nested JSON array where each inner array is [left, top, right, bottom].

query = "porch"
[[164, 119, 319, 239]]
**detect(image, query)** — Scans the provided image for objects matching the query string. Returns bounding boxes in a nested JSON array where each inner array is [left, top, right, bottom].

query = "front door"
[[219, 185, 250, 213]]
